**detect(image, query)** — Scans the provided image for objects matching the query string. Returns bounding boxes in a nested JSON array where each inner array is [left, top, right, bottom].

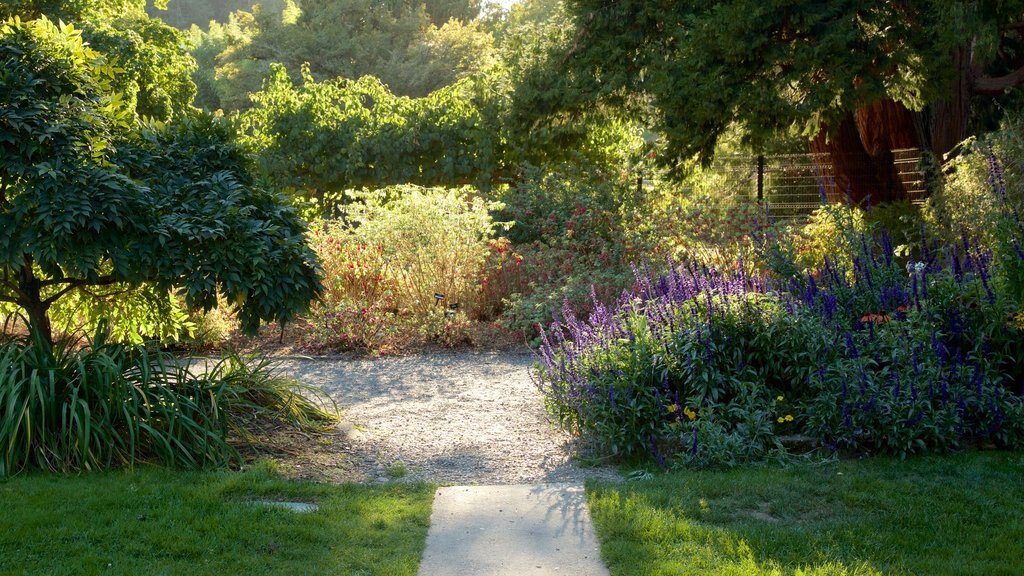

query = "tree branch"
[[39, 274, 117, 288], [42, 276, 119, 305], [974, 64, 1024, 96]]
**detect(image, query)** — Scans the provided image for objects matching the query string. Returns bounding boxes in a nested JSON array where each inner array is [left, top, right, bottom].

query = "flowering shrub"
[[496, 162, 768, 341], [496, 163, 642, 337], [303, 186, 509, 352], [534, 162, 1024, 467]]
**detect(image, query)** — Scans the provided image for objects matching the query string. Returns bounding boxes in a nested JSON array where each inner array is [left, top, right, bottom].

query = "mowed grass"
[[0, 463, 433, 576], [588, 451, 1024, 576]]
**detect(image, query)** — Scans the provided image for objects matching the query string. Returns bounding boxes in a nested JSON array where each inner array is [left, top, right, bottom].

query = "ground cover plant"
[[534, 151, 1024, 468], [587, 451, 1024, 576], [0, 463, 433, 576]]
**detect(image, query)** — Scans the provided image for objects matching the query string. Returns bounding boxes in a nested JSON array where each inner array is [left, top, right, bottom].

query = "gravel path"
[[279, 352, 619, 485]]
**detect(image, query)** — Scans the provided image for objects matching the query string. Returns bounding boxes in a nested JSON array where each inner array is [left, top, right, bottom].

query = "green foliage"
[[3, 0, 197, 120], [794, 203, 869, 274], [534, 179, 1024, 467], [928, 115, 1024, 308], [187, 0, 496, 113], [495, 161, 765, 335], [84, 14, 197, 120], [146, 0, 287, 30], [185, 11, 253, 111], [529, 1, 1024, 167], [350, 186, 507, 315], [51, 284, 193, 345], [0, 16, 320, 344], [180, 301, 236, 350], [239, 65, 506, 200], [863, 200, 926, 258], [538, 292, 824, 463]]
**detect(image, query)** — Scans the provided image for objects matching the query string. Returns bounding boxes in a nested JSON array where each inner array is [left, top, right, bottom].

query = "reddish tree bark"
[[811, 99, 919, 205], [812, 38, 1024, 205]]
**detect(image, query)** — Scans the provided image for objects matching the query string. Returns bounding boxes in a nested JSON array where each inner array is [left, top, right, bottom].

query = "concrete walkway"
[[417, 483, 610, 576]]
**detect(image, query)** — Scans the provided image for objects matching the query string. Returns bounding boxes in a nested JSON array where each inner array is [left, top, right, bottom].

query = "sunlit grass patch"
[[588, 451, 1024, 576], [0, 463, 433, 576]]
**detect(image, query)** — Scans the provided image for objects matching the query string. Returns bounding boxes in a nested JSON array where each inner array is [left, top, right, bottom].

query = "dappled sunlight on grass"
[[0, 464, 434, 575], [588, 451, 1024, 576]]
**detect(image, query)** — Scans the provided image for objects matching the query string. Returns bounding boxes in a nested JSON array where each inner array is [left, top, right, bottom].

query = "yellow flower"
[[777, 395, 784, 402], [1013, 311, 1024, 330], [785, 415, 794, 422], [777, 417, 785, 424], [667, 403, 678, 414], [683, 407, 697, 421]]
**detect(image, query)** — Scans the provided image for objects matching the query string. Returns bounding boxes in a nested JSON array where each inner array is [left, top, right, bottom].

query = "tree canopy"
[[525, 1, 1024, 201], [238, 63, 506, 201], [186, 0, 495, 111], [2, 0, 196, 120], [0, 15, 320, 344]]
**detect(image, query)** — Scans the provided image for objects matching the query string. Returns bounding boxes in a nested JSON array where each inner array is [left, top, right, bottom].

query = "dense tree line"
[[183, 0, 495, 110]]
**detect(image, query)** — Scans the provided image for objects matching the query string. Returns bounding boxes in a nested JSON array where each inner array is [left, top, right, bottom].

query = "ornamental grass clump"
[[0, 331, 337, 476], [535, 159, 1024, 468]]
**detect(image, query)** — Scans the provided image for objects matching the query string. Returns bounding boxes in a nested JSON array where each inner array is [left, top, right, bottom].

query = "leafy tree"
[[146, 0, 287, 30], [2, 0, 197, 120], [238, 64, 505, 203], [148, 0, 477, 30], [526, 0, 1024, 203], [501, 0, 643, 170], [189, 0, 497, 111], [0, 16, 320, 345], [422, 0, 481, 25]]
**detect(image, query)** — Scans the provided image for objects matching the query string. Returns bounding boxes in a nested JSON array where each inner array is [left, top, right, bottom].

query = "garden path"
[[278, 351, 620, 485]]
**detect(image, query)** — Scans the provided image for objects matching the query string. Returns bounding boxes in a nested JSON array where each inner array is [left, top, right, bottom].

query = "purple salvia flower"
[[844, 334, 859, 361], [973, 362, 984, 401], [650, 435, 667, 469], [881, 230, 893, 266]]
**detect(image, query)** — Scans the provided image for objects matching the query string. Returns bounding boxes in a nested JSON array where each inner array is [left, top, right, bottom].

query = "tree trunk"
[[808, 41, 1020, 204], [928, 46, 976, 159], [17, 260, 53, 346], [810, 100, 920, 206]]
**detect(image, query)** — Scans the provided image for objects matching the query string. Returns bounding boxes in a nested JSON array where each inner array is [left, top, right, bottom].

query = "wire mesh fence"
[[708, 148, 928, 222]]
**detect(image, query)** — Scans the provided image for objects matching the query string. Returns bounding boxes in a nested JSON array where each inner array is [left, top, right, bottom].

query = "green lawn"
[[588, 451, 1024, 576], [0, 463, 433, 576]]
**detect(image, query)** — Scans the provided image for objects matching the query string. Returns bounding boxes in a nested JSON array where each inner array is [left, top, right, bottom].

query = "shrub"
[[496, 163, 640, 336], [534, 264, 829, 465], [534, 171, 1024, 467], [304, 185, 508, 352], [793, 202, 868, 274], [0, 332, 336, 476], [927, 114, 1024, 247]]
